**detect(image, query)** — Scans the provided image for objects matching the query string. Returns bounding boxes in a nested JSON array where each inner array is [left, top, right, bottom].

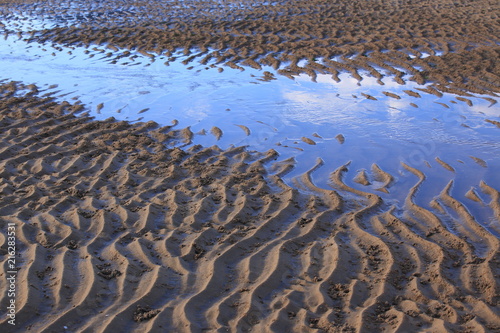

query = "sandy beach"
[[0, 0, 499, 332]]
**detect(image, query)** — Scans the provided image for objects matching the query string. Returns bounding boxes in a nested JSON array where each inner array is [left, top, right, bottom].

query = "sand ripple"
[[2, 0, 499, 96], [0, 82, 498, 332]]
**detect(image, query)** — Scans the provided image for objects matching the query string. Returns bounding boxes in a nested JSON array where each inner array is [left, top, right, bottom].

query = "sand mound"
[[0, 82, 499, 332]]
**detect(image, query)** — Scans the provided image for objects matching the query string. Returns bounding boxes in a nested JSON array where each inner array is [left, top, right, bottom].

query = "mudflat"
[[0, 1, 499, 332]]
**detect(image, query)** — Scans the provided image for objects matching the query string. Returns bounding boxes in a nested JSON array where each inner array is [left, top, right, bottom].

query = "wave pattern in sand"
[[1, 0, 499, 96], [0, 82, 498, 332]]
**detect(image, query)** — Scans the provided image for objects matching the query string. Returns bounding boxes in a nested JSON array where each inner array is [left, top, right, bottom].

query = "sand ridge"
[[0, 82, 499, 331], [1, 0, 499, 96]]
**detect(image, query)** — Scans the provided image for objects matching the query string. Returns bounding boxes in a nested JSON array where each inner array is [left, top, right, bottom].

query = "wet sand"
[[2, 0, 499, 95], [0, 82, 498, 332], [0, 0, 499, 332]]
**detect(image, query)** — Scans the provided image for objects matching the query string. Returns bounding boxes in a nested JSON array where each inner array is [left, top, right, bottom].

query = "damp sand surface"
[[0, 1, 500, 332]]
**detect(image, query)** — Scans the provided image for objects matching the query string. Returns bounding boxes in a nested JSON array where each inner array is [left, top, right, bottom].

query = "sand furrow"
[[437, 180, 499, 259], [182, 204, 299, 327], [36, 248, 95, 330], [480, 181, 500, 227]]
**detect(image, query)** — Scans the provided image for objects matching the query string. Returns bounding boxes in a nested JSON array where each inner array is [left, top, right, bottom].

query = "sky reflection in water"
[[1, 34, 499, 214]]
